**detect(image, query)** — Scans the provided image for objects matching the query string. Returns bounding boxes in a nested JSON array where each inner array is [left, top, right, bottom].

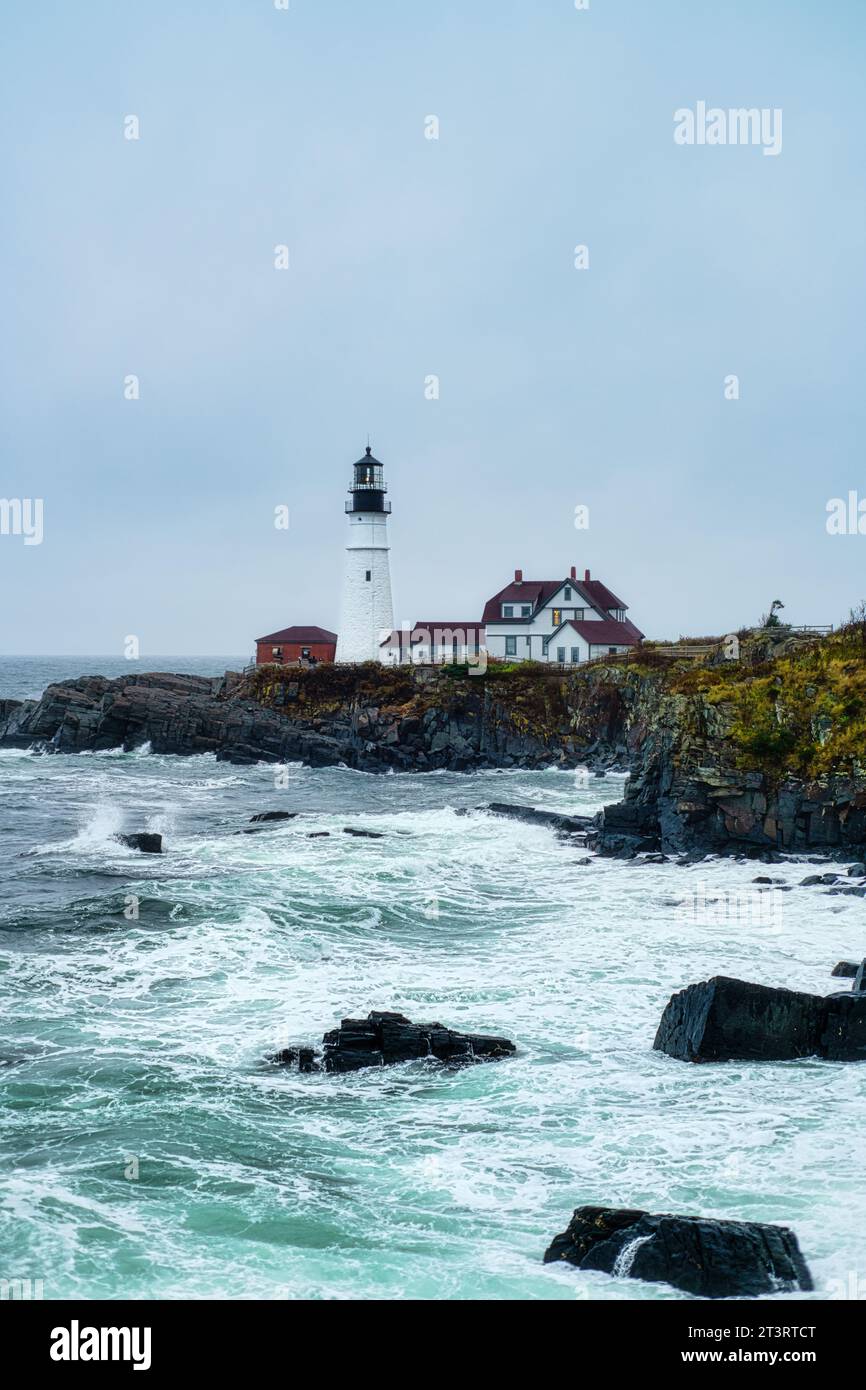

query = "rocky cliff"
[[4, 626, 866, 857], [0, 664, 594, 772], [577, 627, 866, 858]]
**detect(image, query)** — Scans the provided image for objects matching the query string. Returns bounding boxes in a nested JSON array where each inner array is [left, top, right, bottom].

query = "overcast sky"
[[2, 0, 864, 656]]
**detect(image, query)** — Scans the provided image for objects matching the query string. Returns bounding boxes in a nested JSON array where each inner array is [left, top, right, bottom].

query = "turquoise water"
[[1, 661, 865, 1300]]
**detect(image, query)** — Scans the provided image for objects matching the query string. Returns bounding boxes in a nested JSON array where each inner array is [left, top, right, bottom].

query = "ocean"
[[1, 656, 863, 1300]]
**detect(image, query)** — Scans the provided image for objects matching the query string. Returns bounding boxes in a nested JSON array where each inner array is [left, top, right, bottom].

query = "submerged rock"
[[654, 975, 866, 1063], [342, 827, 384, 838], [272, 1010, 515, 1073], [483, 802, 592, 836], [114, 832, 162, 854], [543, 1205, 813, 1298], [249, 811, 297, 823]]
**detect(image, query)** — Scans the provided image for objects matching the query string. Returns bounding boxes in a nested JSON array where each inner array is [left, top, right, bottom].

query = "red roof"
[[582, 578, 626, 612], [256, 626, 338, 644], [554, 619, 640, 646], [482, 574, 632, 625], [482, 581, 563, 623]]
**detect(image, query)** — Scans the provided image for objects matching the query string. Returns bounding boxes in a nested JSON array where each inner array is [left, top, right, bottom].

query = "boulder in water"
[[249, 811, 297, 823], [543, 1205, 813, 1298], [654, 974, 866, 1063], [114, 832, 162, 854], [272, 1010, 515, 1073]]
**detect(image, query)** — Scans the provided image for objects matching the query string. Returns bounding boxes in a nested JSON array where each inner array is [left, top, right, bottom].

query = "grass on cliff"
[[667, 620, 866, 778], [241, 659, 572, 743]]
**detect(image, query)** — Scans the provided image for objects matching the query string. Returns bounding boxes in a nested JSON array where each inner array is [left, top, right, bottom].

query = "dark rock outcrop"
[[482, 802, 592, 836], [564, 649, 866, 858], [114, 832, 162, 854], [543, 1205, 813, 1298], [249, 811, 297, 823], [832, 961, 860, 978], [273, 1010, 515, 1073], [654, 975, 866, 1063], [0, 670, 590, 773]]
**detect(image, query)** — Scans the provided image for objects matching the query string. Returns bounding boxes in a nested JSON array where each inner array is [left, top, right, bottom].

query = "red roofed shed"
[[255, 625, 338, 666]]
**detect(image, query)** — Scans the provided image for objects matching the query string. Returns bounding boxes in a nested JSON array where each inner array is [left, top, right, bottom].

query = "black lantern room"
[[345, 445, 391, 514]]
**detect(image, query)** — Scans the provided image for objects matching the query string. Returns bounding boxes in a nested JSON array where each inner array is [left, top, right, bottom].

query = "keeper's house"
[[255, 625, 338, 666], [482, 568, 643, 664]]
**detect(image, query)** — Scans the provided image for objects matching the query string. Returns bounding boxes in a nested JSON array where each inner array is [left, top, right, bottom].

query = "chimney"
[[584, 568, 591, 582], [514, 569, 523, 584], [570, 566, 576, 581]]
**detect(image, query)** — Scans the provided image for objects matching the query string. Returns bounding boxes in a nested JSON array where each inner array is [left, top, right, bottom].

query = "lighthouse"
[[335, 444, 395, 663]]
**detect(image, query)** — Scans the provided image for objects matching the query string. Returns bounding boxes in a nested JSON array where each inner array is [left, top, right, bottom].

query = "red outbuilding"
[[255, 625, 338, 667]]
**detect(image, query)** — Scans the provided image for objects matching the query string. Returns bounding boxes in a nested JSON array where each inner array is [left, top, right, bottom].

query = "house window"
[[521, 605, 531, 616], [557, 647, 566, 663], [571, 647, 579, 663], [608, 647, 617, 655], [526, 636, 531, 648], [564, 587, 571, 601], [271, 647, 283, 660], [505, 636, 517, 656], [552, 609, 561, 626], [503, 605, 513, 617], [365, 570, 371, 581], [575, 608, 585, 620]]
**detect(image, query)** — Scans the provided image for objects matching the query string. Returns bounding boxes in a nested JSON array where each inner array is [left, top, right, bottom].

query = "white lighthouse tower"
[[335, 444, 394, 663]]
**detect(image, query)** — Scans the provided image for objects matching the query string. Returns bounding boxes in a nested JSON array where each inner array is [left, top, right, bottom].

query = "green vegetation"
[[240, 615, 866, 781], [668, 617, 866, 778]]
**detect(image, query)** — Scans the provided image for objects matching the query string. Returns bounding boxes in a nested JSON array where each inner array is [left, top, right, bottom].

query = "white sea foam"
[[0, 752, 859, 1301]]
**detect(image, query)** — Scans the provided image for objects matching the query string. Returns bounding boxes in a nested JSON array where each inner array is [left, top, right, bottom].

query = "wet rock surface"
[[113, 832, 162, 854], [543, 1204, 813, 1298], [272, 1010, 516, 1073], [654, 975, 866, 1063], [0, 670, 591, 772], [480, 802, 592, 836]]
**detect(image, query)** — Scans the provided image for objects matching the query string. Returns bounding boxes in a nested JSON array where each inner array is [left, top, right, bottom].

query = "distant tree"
[[761, 599, 785, 629]]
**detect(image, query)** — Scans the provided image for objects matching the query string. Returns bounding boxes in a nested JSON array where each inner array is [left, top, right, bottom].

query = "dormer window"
[[503, 605, 514, 617], [521, 605, 531, 617]]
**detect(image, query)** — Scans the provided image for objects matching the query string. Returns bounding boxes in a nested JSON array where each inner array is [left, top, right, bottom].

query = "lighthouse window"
[[365, 570, 371, 581]]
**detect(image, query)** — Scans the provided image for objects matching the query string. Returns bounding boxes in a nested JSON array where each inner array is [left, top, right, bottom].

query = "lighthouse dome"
[[347, 444, 390, 514]]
